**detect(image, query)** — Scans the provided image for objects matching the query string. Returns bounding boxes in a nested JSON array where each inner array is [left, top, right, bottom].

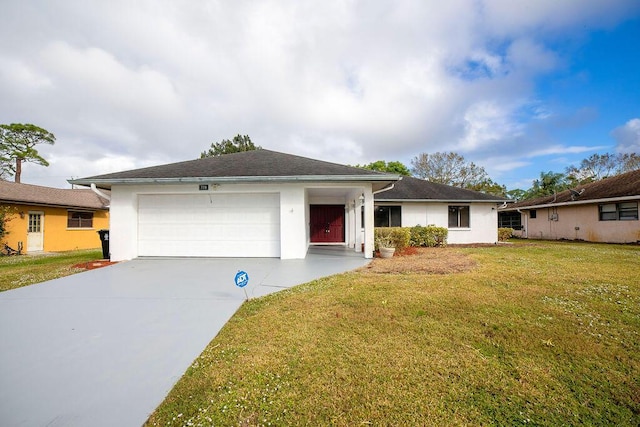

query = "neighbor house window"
[[599, 202, 638, 221], [529, 210, 537, 219], [67, 211, 94, 228], [498, 211, 522, 229], [374, 206, 401, 227], [448, 206, 470, 228]]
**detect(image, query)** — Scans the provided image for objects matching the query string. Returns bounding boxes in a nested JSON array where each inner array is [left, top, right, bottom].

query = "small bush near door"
[[498, 227, 514, 241], [409, 225, 448, 247], [374, 227, 411, 250]]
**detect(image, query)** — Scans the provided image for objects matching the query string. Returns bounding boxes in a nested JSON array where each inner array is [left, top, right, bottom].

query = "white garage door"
[[137, 193, 280, 257]]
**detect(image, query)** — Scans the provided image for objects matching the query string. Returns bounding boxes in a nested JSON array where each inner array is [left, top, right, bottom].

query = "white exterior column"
[[363, 189, 374, 258], [345, 203, 353, 249], [355, 196, 362, 252]]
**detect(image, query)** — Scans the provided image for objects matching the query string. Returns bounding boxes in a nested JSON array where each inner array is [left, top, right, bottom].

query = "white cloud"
[[39, 41, 184, 121], [0, 58, 52, 92], [506, 38, 560, 74], [0, 0, 638, 189], [491, 160, 532, 173], [458, 101, 526, 151], [526, 145, 609, 157], [612, 118, 640, 154]]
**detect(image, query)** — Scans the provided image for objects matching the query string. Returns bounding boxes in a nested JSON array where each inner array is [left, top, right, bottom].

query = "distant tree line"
[[357, 152, 506, 197], [198, 135, 638, 201], [361, 151, 639, 201], [509, 153, 639, 201]]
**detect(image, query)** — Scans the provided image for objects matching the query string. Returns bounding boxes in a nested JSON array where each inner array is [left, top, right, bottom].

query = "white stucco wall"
[[446, 203, 498, 244], [109, 183, 309, 261], [108, 185, 139, 261], [108, 182, 374, 261], [279, 186, 307, 259], [382, 202, 499, 244]]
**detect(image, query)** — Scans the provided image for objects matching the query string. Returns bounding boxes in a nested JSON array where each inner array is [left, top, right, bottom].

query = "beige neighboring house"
[[499, 169, 640, 243]]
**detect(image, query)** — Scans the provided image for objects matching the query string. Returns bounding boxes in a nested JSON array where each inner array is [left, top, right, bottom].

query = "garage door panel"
[[138, 223, 279, 242], [137, 193, 280, 257], [138, 240, 279, 258], [139, 208, 278, 224]]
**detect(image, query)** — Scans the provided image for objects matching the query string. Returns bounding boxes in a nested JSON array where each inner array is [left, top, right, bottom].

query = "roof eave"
[[69, 174, 401, 188], [375, 198, 508, 203], [0, 199, 108, 211], [499, 194, 640, 211]]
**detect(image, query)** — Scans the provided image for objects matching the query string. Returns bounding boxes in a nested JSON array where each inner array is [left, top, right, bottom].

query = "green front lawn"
[[147, 241, 640, 426], [0, 249, 102, 292]]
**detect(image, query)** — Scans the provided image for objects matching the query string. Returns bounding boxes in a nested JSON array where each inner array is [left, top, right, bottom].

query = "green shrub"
[[409, 225, 448, 247], [498, 227, 513, 241], [0, 205, 17, 243], [374, 227, 410, 250]]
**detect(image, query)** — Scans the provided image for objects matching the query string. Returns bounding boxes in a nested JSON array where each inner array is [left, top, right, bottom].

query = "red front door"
[[310, 205, 345, 243]]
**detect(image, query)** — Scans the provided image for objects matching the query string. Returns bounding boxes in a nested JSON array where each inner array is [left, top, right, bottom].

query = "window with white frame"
[[448, 206, 470, 228]]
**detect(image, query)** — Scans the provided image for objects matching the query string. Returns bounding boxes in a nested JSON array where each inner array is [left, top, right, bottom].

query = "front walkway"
[[0, 253, 369, 427]]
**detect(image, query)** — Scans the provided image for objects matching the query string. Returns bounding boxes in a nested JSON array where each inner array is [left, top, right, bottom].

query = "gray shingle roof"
[[0, 181, 110, 210], [502, 168, 640, 210], [73, 149, 393, 182], [375, 176, 508, 202]]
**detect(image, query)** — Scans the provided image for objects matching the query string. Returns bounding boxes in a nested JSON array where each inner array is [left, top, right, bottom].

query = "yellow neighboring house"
[[0, 181, 109, 253]]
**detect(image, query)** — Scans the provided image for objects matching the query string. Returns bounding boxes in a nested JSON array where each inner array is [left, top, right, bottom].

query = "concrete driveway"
[[0, 252, 369, 426]]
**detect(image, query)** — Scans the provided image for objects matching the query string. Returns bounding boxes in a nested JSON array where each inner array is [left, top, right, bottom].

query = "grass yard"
[[0, 249, 103, 292], [148, 241, 640, 426]]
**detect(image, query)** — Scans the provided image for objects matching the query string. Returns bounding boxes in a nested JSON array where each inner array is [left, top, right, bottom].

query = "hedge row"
[[409, 225, 448, 247], [374, 225, 448, 249]]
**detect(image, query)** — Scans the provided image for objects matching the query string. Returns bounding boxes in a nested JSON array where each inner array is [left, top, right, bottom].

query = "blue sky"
[[505, 17, 640, 189], [0, 1, 639, 191]]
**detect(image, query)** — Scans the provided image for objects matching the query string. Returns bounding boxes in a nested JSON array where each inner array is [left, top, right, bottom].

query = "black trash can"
[[97, 229, 110, 260]]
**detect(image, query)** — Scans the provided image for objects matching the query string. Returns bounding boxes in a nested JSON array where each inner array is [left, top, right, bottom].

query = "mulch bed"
[[72, 260, 118, 270], [363, 247, 477, 275]]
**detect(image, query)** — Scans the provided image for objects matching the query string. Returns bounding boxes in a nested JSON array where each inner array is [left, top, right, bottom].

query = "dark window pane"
[[460, 206, 470, 227], [374, 207, 389, 227], [619, 202, 638, 220], [374, 206, 402, 227], [448, 207, 458, 228], [499, 212, 522, 229], [599, 204, 618, 221], [390, 206, 402, 227], [68, 211, 94, 228], [448, 206, 470, 228]]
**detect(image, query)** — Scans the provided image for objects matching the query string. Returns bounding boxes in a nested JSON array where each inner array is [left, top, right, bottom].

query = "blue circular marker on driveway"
[[234, 271, 249, 288]]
